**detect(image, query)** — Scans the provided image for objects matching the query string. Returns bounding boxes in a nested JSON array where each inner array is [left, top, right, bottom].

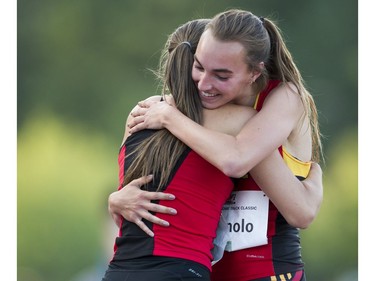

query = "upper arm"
[[250, 150, 322, 228], [233, 84, 305, 172]]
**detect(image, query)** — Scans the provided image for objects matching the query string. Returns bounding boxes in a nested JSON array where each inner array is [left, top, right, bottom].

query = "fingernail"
[[168, 194, 175, 200], [169, 209, 177, 215], [163, 221, 170, 226]]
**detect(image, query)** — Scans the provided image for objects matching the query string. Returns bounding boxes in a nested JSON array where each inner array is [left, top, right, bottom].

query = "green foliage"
[[17, 0, 358, 152], [301, 129, 358, 280], [18, 111, 118, 281], [17, 0, 358, 280]]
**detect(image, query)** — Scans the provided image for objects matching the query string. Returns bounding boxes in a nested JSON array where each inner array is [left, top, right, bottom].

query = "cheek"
[[217, 81, 238, 98], [229, 80, 250, 97], [191, 68, 200, 83]]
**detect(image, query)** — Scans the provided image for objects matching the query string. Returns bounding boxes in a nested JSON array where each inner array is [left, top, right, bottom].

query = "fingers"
[[127, 206, 175, 237], [138, 99, 154, 108], [128, 115, 146, 132], [130, 106, 149, 118], [109, 174, 178, 237], [140, 210, 171, 227], [129, 174, 153, 187], [145, 201, 177, 215], [144, 191, 176, 201], [134, 218, 155, 237]]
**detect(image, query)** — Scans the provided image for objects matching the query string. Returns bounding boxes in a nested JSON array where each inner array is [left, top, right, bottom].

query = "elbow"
[[285, 208, 317, 229], [291, 215, 314, 230], [220, 158, 250, 178], [222, 165, 249, 179], [286, 215, 313, 229], [283, 196, 323, 229]]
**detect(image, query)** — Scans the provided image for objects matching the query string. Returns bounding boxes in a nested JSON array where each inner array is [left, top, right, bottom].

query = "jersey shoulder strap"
[[254, 80, 281, 111]]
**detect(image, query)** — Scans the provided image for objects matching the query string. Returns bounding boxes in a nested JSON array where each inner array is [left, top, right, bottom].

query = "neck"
[[233, 89, 258, 107]]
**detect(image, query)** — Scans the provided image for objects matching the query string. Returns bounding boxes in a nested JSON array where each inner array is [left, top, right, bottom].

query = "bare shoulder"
[[265, 82, 303, 110], [204, 104, 256, 136]]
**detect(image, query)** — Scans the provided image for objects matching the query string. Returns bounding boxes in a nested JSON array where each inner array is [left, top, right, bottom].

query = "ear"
[[249, 62, 265, 83]]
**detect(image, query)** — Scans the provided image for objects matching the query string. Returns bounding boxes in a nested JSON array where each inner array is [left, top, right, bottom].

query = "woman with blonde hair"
[[125, 9, 323, 281]]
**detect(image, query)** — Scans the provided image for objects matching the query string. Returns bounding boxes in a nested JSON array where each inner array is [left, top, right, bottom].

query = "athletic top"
[[211, 80, 312, 281], [110, 130, 234, 271]]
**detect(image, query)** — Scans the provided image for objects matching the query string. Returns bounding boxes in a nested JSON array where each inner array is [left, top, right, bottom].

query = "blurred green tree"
[[301, 129, 358, 280], [17, 0, 358, 280], [18, 111, 117, 281]]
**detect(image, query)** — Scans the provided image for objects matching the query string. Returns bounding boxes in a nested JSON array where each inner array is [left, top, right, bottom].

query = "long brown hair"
[[208, 9, 323, 162], [123, 19, 209, 190]]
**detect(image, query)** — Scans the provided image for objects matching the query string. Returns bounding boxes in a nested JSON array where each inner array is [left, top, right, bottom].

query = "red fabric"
[[112, 131, 234, 271], [211, 80, 304, 280]]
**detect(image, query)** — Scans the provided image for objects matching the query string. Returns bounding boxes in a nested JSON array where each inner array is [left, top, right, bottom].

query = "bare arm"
[[129, 97, 322, 228], [250, 152, 323, 228], [118, 93, 321, 233], [129, 84, 303, 178], [203, 103, 322, 228]]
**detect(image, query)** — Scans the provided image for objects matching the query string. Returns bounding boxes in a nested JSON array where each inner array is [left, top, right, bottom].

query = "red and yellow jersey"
[[211, 80, 311, 281]]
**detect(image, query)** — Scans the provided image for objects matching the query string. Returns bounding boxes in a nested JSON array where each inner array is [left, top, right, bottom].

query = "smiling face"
[[192, 29, 259, 109]]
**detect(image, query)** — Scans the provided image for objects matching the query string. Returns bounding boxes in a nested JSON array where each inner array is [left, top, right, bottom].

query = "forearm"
[[131, 91, 297, 177], [250, 153, 323, 228], [162, 106, 266, 177]]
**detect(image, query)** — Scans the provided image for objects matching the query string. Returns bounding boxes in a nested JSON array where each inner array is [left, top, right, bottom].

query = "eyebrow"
[[194, 55, 233, 74]]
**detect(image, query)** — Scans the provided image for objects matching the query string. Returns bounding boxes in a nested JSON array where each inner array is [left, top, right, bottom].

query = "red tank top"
[[211, 80, 310, 280], [112, 130, 234, 271]]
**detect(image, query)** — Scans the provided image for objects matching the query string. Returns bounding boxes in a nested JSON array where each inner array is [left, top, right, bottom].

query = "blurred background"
[[17, 0, 357, 280]]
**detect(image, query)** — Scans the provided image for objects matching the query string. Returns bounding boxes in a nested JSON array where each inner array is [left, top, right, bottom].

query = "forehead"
[[195, 29, 247, 71]]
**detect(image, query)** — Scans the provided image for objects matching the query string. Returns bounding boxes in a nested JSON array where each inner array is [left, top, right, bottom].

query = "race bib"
[[212, 190, 269, 264]]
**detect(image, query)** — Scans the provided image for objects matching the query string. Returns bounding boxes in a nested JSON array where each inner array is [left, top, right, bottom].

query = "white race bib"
[[212, 190, 269, 264]]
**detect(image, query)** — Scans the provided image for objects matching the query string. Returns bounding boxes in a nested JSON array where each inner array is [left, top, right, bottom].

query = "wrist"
[[162, 105, 177, 128]]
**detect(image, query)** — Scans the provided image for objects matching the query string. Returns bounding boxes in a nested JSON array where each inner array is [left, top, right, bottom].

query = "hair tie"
[[181, 41, 192, 50], [259, 17, 265, 24]]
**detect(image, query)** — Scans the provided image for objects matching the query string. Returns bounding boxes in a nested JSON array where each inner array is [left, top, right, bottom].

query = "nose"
[[197, 72, 213, 92]]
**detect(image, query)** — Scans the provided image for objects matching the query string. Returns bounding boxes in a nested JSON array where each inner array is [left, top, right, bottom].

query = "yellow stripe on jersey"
[[282, 147, 311, 180], [253, 93, 261, 109]]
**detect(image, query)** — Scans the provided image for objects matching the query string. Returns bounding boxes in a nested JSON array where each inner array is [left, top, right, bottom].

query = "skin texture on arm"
[[250, 151, 323, 228], [110, 98, 323, 236], [129, 84, 305, 178]]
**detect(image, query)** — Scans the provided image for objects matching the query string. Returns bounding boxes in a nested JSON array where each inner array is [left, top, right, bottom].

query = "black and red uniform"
[[102, 130, 234, 281], [211, 80, 311, 281]]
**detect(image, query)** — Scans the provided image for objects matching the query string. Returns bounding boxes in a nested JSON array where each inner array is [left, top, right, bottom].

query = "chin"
[[201, 102, 221, 110]]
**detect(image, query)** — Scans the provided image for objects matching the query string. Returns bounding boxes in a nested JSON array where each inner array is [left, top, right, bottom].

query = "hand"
[[128, 97, 176, 134], [108, 175, 177, 237]]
